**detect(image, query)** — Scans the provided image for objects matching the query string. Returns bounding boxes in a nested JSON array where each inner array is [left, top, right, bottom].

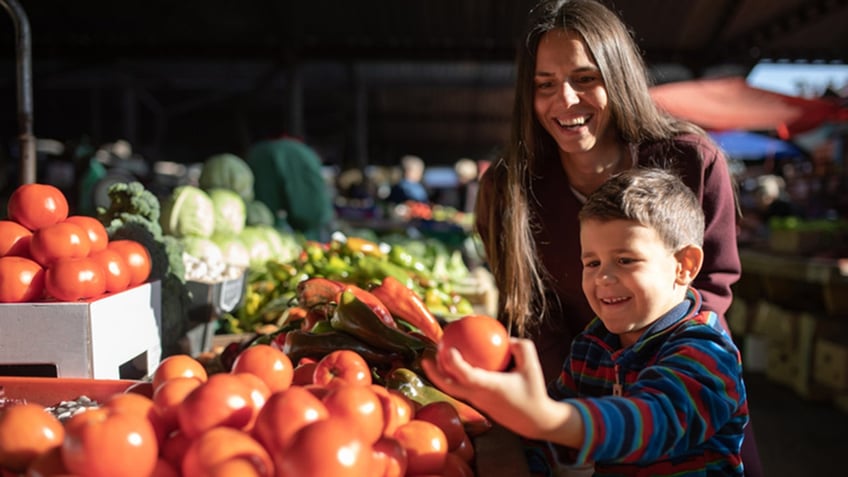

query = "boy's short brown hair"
[[578, 168, 705, 251]]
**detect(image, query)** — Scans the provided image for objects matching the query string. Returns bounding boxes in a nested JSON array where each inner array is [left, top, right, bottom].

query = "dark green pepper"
[[330, 290, 426, 359], [385, 367, 492, 437], [281, 329, 404, 365]]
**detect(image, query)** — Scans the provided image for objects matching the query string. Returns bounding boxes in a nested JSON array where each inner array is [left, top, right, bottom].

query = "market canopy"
[[708, 130, 806, 161], [650, 77, 848, 138]]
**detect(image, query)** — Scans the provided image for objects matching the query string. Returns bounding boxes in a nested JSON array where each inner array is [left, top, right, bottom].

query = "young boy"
[[426, 168, 749, 476]]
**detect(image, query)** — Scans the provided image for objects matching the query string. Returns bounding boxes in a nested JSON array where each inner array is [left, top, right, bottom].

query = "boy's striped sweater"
[[548, 288, 749, 476]]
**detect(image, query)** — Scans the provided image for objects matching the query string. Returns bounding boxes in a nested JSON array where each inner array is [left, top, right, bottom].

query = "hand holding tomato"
[[426, 337, 562, 444], [438, 315, 511, 372]]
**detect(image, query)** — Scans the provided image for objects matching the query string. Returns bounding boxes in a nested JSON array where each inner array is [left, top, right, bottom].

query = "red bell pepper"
[[371, 276, 443, 342]]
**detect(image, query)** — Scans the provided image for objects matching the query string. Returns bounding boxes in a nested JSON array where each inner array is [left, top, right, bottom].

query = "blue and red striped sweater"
[[546, 288, 749, 476]]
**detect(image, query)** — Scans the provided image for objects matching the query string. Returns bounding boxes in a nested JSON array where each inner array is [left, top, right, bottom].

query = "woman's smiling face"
[[533, 30, 615, 155]]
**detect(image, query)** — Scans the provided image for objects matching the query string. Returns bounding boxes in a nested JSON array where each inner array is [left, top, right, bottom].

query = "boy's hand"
[[423, 338, 562, 440]]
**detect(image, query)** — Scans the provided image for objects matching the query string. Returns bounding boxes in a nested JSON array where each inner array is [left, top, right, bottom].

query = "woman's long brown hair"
[[480, 0, 709, 337]]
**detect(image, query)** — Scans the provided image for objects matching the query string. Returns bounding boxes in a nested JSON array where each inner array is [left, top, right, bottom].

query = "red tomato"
[[291, 359, 318, 386], [370, 436, 408, 477], [0, 403, 65, 472], [251, 386, 329, 453], [103, 392, 168, 446], [44, 256, 106, 301], [176, 373, 254, 439], [275, 419, 372, 477], [0, 256, 44, 303], [392, 420, 448, 476], [6, 183, 69, 231], [152, 376, 204, 436], [230, 344, 294, 394], [152, 354, 209, 391], [451, 433, 475, 464], [29, 221, 91, 267], [181, 427, 273, 477], [233, 371, 271, 432], [439, 314, 511, 371], [415, 401, 467, 451], [89, 248, 131, 293], [312, 349, 372, 388], [322, 384, 385, 445], [61, 407, 158, 477], [107, 239, 151, 287], [159, 430, 192, 472], [63, 215, 109, 253], [21, 445, 69, 476], [0, 220, 32, 258], [442, 452, 475, 477]]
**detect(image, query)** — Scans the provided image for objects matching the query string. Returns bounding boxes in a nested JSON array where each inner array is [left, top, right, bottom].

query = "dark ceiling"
[[2, 0, 847, 171]]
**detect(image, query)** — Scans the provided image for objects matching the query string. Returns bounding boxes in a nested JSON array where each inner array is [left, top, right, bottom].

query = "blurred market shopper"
[[473, 0, 761, 475], [387, 154, 429, 204], [246, 137, 333, 242]]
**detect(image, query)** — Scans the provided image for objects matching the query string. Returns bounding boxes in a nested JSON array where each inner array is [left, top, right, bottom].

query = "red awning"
[[650, 76, 847, 138]]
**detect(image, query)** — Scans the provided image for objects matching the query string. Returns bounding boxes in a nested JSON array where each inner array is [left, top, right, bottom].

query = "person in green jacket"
[[246, 137, 334, 241]]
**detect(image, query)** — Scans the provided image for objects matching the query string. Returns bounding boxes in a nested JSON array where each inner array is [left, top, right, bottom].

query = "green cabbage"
[[180, 236, 223, 263], [210, 232, 250, 269], [198, 153, 255, 202], [245, 199, 276, 227], [239, 225, 301, 270], [160, 185, 216, 238], [207, 188, 247, 235], [239, 226, 276, 270]]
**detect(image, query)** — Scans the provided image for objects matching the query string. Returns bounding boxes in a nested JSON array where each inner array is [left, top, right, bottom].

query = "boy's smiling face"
[[580, 218, 695, 347]]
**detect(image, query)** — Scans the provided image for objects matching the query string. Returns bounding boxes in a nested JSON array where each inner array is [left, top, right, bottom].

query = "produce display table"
[[736, 248, 848, 316]]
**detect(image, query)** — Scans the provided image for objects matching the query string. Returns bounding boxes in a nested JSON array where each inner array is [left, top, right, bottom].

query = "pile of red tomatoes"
[[0, 183, 151, 303]]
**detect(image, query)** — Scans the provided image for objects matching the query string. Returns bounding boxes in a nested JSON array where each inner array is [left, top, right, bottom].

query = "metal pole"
[[1, 0, 36, 184]]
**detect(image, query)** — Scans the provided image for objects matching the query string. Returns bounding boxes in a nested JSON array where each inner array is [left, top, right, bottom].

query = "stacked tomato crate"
[[0, 184, 161, 379]]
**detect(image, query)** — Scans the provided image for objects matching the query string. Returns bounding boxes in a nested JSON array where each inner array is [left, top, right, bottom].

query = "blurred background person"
[[387, 154, 429, 203], [246, 136, 334, 241], [454, 157, 479, 214]]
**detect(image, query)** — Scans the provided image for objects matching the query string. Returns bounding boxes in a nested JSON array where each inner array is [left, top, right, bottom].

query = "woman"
[[475, 1, 761, 474]]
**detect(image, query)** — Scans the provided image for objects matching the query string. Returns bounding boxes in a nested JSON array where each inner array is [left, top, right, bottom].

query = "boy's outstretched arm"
[[423, 338, 585, 448]]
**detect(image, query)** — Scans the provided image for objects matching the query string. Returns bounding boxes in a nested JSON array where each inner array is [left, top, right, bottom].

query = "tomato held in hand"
[[62, 407, 158, 477], [7, 183, 68, 231], [107, 239, 151, 287], [439, 314, 511, 371], [29, 221, 92, 267], [0, 256, 44, 303], [44, 256, 106, 301], [63, 215, 109, 254], [0, 220, 32, 258]]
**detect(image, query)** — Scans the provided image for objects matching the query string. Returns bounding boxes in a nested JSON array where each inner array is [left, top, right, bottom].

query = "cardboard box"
[[0, 281, 162, 379]]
